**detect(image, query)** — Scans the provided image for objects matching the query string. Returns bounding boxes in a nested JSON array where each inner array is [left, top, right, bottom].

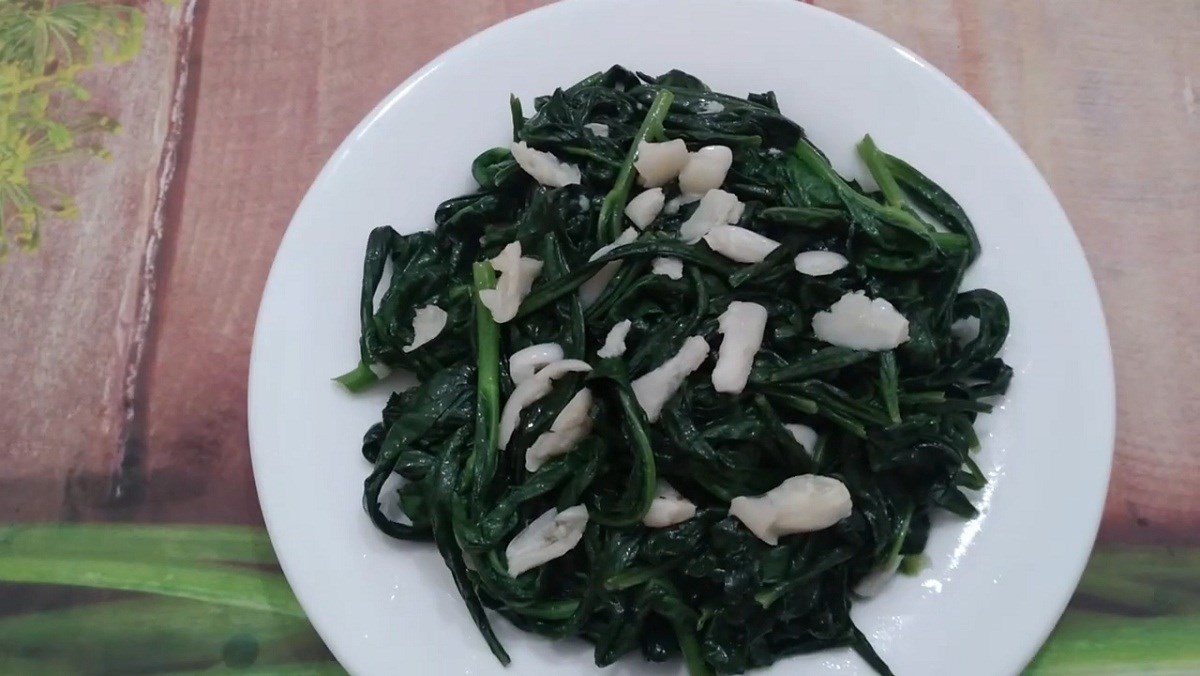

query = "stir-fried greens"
[[336, 66, 1011, 675]]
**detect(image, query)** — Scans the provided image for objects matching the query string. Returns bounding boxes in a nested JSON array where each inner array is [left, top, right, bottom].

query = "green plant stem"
[[879, 351, 901, 424], [333, 361, 378, 392], [0, 523, 277, 565], [0, 555, 305, 617], [597, 90, 675, 242], [1028, 611, 1200, 674], [856, 134, 904, 207], [0, 597, 324, 674], [469, 262, 501, 505]]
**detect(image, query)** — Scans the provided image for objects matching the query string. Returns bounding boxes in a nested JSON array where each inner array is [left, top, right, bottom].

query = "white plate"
[[248, 1, 1114, 674]]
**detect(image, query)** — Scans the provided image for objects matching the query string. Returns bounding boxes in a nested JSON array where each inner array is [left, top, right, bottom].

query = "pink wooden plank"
[[129, 0, 550, 523], [0, 1, 193, 520]]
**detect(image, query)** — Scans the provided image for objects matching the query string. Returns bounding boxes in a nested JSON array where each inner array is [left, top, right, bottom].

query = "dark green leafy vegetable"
[[337, 67, 1011, 675]]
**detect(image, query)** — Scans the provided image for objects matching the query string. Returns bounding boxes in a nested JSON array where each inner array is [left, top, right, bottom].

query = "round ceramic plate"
[[248, 1, 1115, 673]]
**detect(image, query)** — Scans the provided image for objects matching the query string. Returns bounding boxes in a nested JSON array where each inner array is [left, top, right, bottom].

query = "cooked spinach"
[[337, 66, 1010, 675]]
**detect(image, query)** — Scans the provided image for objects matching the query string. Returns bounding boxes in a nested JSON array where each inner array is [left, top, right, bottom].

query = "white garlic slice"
[[506, 505, 589, 576], [679, 189, 744, 243], [509, 343, 565, 384], [663, 192, 701, 215], [624, 188, 665, 228], [631, 336, 709, 422], [811, 291, 909, 351], [678, 145, 733, 195], [498, 359, 591, 449], [634, 139, 689, 187], [402, 304, 447, 353], [702, 225, 780, 263], [597, 319, 633, 359], [711, 301, 768, 394], [651, 256, 683, 280], [643, 480, 697, 528], [478, 241, 543, 323], [783, 423, 818, 452], [793, 250, 849, 276], [729, 475, 853, 545], [526, 388, 593, 471], [509, 141, 581, 187]]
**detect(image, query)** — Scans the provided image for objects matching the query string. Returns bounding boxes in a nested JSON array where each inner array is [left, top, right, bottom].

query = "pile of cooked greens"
[[336, 67, 1010, 675]]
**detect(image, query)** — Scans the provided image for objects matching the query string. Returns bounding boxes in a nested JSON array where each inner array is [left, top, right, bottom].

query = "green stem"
[[509, 94, 524, 140], [757, 205, 845, 228], [518, 238, 734, 318], [674, 620, 715, 676], [856, 134, 904, 207], [597, 90, 675, 242], [433, 428, 510, 665], [0, 597, 324, 674], [794, 139, 932, 239], [880, 151, 981, 262], [1029, 611, 1200, 674], [0, 523, 277, 565], [879, 351, 901, 424], [0, 555, 305, 617], [586, 361, 657, 527], [758, 347, 871, 384], [333, 361, 378, 392], [469, 262, 501, 506]]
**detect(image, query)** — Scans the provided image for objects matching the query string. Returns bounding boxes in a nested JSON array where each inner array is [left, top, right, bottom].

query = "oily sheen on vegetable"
[[336, 67, 1011, 676]]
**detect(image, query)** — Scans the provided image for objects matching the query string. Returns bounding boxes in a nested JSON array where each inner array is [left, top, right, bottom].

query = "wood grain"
[[128, 0, 551, 523], [0, 0, 193, 521], [815, 0, 1200, 543]]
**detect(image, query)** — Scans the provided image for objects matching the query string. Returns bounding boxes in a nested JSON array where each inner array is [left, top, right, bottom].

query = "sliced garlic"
[[679, 189, 744, 243], [509, 343, 565, 384], [678, 145, 733, 195], [526, 388, 593, 471], [783, 423, 818, 452], [625, 188, 665, 228], [597, 319, 633, 359], [631, 336, 709, 422], [583, 122, 609, 138], [498, 359, 591, 449], [793, 250, 849, 276], [506, 505, 589, 576], [634, 139, 689, 187], [651, 256, 683, 280], [663, 192, 701, 215], [643, 480, 697, 528], [702, 225, 780, 263], [729, 475, 853, 545], [478, 241, 543, 323], [711, 301, 768, 394], [509, 141, 581, 187], [402, 304, 448, 353], [811, 291, 909, 351]]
